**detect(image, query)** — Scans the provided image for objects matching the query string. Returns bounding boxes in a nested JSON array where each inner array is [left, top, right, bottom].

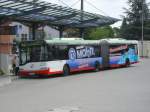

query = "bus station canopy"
[[0, 0, 119, 28]]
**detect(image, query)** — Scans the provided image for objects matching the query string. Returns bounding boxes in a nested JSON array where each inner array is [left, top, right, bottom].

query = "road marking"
[[47, 106, 80, 112]]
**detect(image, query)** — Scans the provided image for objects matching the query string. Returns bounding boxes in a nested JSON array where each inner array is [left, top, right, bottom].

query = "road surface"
[[0, 59, 150, 112]]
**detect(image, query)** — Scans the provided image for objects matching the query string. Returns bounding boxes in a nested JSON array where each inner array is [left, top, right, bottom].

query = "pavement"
[[0, 58, 150, 112], [0, 75, 18, 87]]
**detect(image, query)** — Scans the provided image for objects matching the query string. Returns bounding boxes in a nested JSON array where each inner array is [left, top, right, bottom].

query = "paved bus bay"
[[0, 59, 150, 112]]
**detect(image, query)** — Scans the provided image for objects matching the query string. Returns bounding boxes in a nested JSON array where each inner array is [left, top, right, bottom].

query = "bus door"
[[101, 43, 109, 68]]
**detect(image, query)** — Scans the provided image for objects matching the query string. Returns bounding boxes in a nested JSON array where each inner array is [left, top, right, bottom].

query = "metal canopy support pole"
[[32, 23, 36, 40], [81, 0, 84, 11], [80, 0, 84, 39], [0, 18, 2, 69], [59, 26, 64, 39], [31, 0, 38, 40], [80, 28, 84, 38]]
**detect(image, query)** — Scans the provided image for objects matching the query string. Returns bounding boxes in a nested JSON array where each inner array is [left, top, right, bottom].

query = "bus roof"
[[100, 38, 138, 44], [20, 38, 138, 47], [45, 39, 100, 45]]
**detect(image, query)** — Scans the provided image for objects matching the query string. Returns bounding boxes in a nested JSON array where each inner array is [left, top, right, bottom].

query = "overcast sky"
[[42, 0, 150, 27]]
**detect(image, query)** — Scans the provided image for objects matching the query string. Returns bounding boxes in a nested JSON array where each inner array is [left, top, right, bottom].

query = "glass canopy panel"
[[0, 0, 119, 28]]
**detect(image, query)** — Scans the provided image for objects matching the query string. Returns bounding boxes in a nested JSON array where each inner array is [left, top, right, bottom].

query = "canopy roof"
[[0, 0, 119, 28]]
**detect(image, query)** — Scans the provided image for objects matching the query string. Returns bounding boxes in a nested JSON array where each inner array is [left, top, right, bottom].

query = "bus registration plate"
[[29, 72, 35, 75]]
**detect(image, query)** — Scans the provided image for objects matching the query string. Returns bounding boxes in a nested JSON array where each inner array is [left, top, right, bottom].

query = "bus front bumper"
[[18, 69, 63, 77]]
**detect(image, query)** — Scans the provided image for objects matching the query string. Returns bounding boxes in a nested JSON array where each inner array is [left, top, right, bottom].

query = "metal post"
[[32, 0, 38, 40], [0, 24, 2, 69], [80, 28, 84, 38], [32, 23, 36, 40], [59, 26, 63, 39], [81, 0, 83, 11], [80, 0, 84, 39], [141, 0, 144, 57]]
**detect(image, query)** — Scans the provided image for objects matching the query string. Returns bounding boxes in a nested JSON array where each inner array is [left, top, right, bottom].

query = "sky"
[[42, 0, 150, 27]]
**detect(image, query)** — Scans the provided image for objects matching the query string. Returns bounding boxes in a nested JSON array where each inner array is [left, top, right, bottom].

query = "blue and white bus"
[[18, 38, 139, 77]]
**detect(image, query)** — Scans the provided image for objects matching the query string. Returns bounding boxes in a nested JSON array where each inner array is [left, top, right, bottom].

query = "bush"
[[0, 69, 4, 75]]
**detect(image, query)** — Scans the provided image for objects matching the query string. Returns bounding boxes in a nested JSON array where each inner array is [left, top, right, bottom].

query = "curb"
[[10, 75, 19, 81]]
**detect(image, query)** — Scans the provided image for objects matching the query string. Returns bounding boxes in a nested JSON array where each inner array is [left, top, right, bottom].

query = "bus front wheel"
[[63, 65, 70, 76]]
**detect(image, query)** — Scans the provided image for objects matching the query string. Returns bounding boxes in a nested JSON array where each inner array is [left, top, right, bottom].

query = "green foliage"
[[113, 27, 121, 38], [0, 69, 4, 76], [125, 0, 149, 25], [64, 28, 80, 37], [85, 26, 114, 40], [121, 0, 150, 40]]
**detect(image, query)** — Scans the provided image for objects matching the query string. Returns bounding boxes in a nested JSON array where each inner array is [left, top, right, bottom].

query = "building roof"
[[0, 0, 119, 28]]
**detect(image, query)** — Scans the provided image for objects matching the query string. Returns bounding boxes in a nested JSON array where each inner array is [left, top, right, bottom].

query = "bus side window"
[[128, 44, 138, 55], [47, 45, 68, 60], [57, 45, 68, 60], [46, 45, 55, 61], [110, 45, 126, 56]]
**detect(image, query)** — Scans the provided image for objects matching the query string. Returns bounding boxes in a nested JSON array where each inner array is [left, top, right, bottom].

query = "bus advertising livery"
[[18, 38, 139, 77]]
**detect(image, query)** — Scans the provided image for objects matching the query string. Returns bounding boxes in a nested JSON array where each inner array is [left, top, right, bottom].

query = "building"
[[10, 22, 30, 41], [0, 26, 15, 74]]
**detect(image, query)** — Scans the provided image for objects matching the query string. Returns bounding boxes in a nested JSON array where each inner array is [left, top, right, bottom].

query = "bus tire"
[[125, 58, 130, 67], [94, 61, 100, 72], [63, 65, 70, 76]]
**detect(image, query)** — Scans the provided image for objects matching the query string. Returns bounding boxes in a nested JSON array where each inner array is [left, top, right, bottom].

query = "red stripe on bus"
[[19, 69, 63, 76], [71, 67, 95, 72], [110, 61, 139, 68]]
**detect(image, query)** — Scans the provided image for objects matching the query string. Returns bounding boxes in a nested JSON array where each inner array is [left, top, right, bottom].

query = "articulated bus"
[[18, 38, 139, 77]]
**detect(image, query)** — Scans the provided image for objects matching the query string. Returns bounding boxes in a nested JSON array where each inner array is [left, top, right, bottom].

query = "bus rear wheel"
[[63, 65, 70, 76], [94, 61, 100, 72], [125, 59, 130, 67]]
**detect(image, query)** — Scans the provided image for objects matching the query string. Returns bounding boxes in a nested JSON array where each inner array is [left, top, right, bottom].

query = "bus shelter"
[[0, 0, 119, 75], [0, 0, 119, 39]]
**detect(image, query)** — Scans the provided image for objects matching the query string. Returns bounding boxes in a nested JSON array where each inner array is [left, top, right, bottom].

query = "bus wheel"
[[63, 65, 70, 76], [125, 59, 130, 67], [95, 61, 100, 72]]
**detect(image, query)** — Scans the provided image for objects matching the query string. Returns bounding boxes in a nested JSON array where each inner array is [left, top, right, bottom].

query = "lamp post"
[[141, 0, 144, 57], [80, 0, 84, 38]]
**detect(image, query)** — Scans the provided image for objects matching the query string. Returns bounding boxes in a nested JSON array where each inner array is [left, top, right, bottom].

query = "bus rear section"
[[100, 39, 139, 68], [109, 44, 139, 67], [18, 40, 103, 77]]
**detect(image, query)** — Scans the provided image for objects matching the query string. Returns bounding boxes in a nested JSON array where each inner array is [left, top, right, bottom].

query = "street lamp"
[[141, 0, 144, 57], [80, 0, 84, 39]]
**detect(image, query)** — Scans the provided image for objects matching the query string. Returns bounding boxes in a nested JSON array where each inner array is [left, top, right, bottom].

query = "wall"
[[44, 26, 59, 39], [139, 41, 150, 58], [10, 22, 30, 41], [0, 54, 12, 74], [0, 35, 14, 75], [0, 35, 14, 54]]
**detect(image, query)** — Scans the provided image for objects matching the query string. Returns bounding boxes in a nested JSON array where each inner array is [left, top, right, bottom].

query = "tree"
[[121, 0, 150, 40], [125, 0, 149, 25], [113, 27, 121, 38], [85, 26, 114, 40], [120, 17, 129, 38], [64, 28, 80, 37]]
